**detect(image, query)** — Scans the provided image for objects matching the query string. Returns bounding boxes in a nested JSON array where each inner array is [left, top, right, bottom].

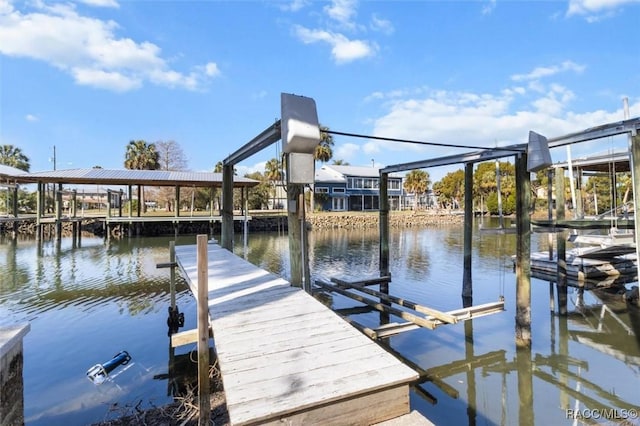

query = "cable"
[[324, 129, 524, 152]]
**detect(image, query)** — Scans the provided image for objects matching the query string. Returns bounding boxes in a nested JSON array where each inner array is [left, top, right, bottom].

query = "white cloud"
[[235, 161, 267, 177], [77, 0, 119, 8], [279, 0, 309, 12], [294, 25, 376, 63], [511, 61, 585, 82], [0, 1, 220, 92], [365, 87, 639, 163], [335, 142, 360, 160], [25, 114, 39, 122], [72, 67, 141, 91], [324, 0, 357, 28], [370, 14, 394, 35], [567, 0, 638, 18], [482, 0, 496, 15]]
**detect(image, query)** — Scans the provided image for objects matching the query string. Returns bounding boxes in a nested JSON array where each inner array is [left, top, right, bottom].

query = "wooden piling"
[[196, 235, 210, 425], [221, 165, 234, 251], [514, 153, 531, 347], [286, 175, 303, 287], [379, 172, 390, 277], [55, 184, 62, 241], [462, 163, 473, 303]]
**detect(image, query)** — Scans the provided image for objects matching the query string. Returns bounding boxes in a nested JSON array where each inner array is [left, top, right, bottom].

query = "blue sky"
[[1, 0, 639, 182]]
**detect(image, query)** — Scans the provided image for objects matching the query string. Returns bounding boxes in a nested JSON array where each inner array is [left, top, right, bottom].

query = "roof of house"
[[315, 165, 346, 183], [315, 165, 404, 183]]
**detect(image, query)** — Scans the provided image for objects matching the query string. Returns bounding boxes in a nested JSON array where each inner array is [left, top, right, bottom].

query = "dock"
[[175, 242, 426, 426]]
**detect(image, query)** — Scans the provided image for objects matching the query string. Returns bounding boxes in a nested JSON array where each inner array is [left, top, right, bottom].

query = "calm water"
[[1, 220, 639, 425]]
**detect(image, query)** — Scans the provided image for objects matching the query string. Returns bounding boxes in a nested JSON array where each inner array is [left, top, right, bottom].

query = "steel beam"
[[223, 120, 281, 166]]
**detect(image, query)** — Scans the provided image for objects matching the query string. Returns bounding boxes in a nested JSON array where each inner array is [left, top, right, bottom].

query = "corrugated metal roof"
[[14, 168, 258, 187], [0, 164, 28, 178]]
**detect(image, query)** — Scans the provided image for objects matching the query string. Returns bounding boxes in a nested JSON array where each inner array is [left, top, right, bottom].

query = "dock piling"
[[196, 235, 211, 425]]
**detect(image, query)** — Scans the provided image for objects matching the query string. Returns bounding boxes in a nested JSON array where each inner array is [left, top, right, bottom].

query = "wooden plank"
[[260, 386, 411, 426], [227, 367, 415, 426], [174, 243, 419, 426], [170, 327, 213, 347], [373, 410, 435, 426]]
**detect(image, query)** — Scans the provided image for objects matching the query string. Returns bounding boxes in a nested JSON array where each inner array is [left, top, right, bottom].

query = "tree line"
[[0, 139, 633, 216]]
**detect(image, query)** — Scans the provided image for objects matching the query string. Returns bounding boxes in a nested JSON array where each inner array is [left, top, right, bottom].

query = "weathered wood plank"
[[259, 386, 410, 426], [373, 410, 436, 426]]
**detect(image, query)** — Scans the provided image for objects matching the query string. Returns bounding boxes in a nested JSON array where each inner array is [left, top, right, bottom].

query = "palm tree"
[[315, 125, 333, 163], [124, 140, 160, 170], [404, 169, 431, 211], [0, 145, 30, 171], [265, 158, 283, 209], [124, 140, 159, 212], [332, 159, 350, 165]]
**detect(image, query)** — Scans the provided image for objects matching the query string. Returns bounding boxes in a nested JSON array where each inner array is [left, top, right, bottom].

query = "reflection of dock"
[[175, 242, 429, 425]]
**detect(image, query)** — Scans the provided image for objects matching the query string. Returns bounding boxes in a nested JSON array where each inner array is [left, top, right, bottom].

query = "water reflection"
[[2, 225, 639, 426]]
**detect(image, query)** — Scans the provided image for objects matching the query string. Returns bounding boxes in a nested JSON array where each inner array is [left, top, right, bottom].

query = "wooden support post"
[[36, 182, 42, 242], [379, 172, 390, 278], [106, 190, 112, 219], [55, 184, 62, 241], [175, 186, 180, 218], [137, 185, 142, 217], [128, 185, 133, 218], [221, 164, 234, 251], [286, 166, 303, 287], [298, 191, 311, 292], [462, 163, 473, 305], [515, 153, 531, 347], [196, 235, 211, 425]]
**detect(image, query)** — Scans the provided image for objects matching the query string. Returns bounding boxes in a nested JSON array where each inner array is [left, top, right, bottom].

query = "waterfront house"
[[314, 165, 403, 211]]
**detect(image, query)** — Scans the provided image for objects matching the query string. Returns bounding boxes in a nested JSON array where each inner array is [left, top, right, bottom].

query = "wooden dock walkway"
[[175, 242, 423, 426]]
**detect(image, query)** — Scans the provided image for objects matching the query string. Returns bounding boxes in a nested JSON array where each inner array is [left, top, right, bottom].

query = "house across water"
[[314, 165, 404, 211]]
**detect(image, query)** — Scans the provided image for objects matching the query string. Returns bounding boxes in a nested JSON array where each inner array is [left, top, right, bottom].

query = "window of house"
[[332, 187, 345, 193], [315, 187, 329, 193]]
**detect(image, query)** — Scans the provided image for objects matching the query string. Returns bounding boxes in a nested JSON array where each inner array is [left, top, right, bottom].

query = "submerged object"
[[86, 350, 131, 385]]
